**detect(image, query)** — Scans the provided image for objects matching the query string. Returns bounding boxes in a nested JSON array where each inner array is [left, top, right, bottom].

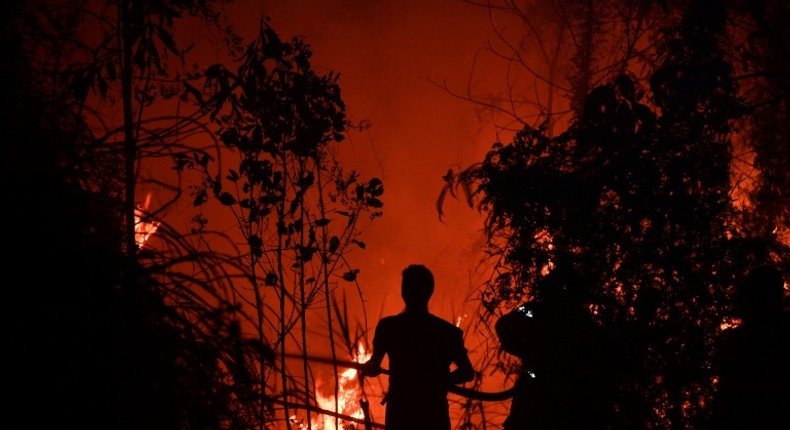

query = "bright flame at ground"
[[302, 344, 371, 430], [135, 192, 160, 248], [312, 343, 373, 430]]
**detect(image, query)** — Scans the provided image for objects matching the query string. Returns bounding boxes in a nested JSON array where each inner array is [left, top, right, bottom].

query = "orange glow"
[[134, 192, 160, 249], [312, 343, 373, 430], [719, 317, 742, 331]]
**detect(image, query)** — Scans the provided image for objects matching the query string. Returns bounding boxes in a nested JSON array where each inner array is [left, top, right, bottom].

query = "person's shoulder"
[[375, 314, 403, 330], [378, 314, 401, 325], [427, 313, 463, 333]]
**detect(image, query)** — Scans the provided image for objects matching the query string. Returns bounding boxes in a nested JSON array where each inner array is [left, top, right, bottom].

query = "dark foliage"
[[4, 2, 260, 429], [451, 1, 789, 428], [182, 18, 385, 428]]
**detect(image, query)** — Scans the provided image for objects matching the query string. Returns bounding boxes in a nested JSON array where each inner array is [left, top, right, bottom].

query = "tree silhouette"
[[436, 0, 669, 138], [4, 33, 250, 430], [728, 0, 790, 243], [441, 0, 790, 243], [439, 1, 788, 428], [4, 1, 275, 428], [184, 18, 384, 429]]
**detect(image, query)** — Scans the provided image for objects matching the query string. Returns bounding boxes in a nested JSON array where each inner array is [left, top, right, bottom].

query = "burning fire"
[[135, 192, 160, 248], [313, 343, 373, 430]]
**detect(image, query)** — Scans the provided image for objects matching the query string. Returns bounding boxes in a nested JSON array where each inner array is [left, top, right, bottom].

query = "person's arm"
[[361, 320, 387, 377], [361, 349, 385, 377], [449, 329, 475, 385]]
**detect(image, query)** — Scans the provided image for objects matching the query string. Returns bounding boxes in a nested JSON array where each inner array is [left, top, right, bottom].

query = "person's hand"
[[360, 360, 382, 377]]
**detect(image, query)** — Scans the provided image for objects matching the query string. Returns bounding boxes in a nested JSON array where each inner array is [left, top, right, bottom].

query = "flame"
[[289, 415, 307, 429], [313, 343, 373, 430], [135, 192, 160, 248]]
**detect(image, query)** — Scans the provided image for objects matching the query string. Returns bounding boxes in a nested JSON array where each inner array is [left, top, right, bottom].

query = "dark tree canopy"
[[4, 2, 267, 429], [447, 1, 789, 428]]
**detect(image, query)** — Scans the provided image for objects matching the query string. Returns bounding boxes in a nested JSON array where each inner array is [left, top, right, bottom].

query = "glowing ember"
[[135, 192, 160, 248], [456, 314, 467, 327], [289, 415, 308, 429], [314, 343, 373, 430], [719, 317, 742, 331]]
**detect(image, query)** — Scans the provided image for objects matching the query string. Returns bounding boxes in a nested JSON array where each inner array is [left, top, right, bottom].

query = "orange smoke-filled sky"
[[221, 0, 505, 323]]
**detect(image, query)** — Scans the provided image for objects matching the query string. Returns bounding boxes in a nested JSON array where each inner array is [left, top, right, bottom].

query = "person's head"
[[495, 305, 536, 359], [738, 265, 785, 321], [401, 264, 434, 311]]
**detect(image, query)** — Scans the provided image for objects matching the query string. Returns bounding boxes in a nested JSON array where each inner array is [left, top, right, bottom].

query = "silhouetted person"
[[495, 268, 618, 430], [495, 300, 540, 430], [710, 265, 789, 429], [361, 264, 475, 430]]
